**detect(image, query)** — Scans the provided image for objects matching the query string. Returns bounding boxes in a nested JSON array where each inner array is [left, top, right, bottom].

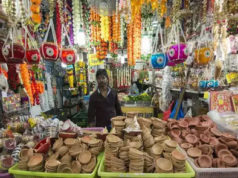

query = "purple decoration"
[[167, 43, 188, 66], [67, 0, 74, 45]]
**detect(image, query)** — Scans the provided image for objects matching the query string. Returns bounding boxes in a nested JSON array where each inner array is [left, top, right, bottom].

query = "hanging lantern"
[[40, 42, 59, 61], [151, 53, 168, 69], [61, 48, 76, 65], [26, 49, 41, 64], [167, 43, 188, 66], [2, 43, 25, 64], [195, 47, 213, 65]]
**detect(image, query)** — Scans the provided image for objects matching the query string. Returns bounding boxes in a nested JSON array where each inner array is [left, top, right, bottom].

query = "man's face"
[[97, 75, 108, 87]]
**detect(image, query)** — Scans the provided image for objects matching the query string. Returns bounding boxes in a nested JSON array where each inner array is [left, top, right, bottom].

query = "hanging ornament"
[[61, 25, 77, 65], [73, 0, 84, 45], [25, 27, 41, 64]]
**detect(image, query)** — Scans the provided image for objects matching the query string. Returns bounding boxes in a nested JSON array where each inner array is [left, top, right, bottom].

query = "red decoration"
[[61, 48, 76, 65], [26, 49, 41, 64], [2, 43, 25, 64], [40, 42, 59, 61]]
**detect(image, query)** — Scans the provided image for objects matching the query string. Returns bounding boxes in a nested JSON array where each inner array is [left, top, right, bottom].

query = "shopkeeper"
[[88, 69, 122, 130]]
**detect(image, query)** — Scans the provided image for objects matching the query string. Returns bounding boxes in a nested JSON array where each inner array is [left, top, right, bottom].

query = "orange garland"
[[20, 64, 34, 105], [30, 0, 42, 24], [127, 11, 141, 66]]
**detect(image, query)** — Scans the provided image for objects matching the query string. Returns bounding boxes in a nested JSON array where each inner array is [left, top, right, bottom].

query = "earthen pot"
[[221, 154, 238, 167], [180, 143, 193, 150], [198, 155, 212, 168], [178, 120, 189, 128], [210, 128, 222, 137], [187, 147, 202, 158], [185, 134, 199, 145], [198, 144, 213, 155], [209, 137, 219, 147], [215, 143, 228, 155], [217, 149, 232, 158], [200, 134, 210, 144]]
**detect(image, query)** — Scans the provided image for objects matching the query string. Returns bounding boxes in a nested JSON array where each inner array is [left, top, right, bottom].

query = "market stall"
[[0, 0, 238, 178]]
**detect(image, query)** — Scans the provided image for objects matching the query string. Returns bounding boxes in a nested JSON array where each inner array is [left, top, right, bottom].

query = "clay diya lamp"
[[178, 120, 189, 128], [181, 129, 190, 138], [217, 149, 232, 158], [226, 140, 238, 149], [196, 126, 208, 134], [188, 117, 200, 127], [185, 134, 199, 145], [64, 138, 77, 147], [59, 132, 77, 139], [209, 137, 219, 147], [27, 154, 43, 168], [201, 115, 211, 121], [171, 149, 186, 162], [198, 144, 213, 155], [198, 155, 212, 168], [170, 128, 181, 138], [215, 143, 228, 155], [180, 143, 193, 150], [200, 134, 210, 144], [78, 151, 92, 164], [164, 140, 178, 152], [155, 158, 173, 173], [221, 154, 238, 167], [210, 128, 222, 137], [187, 147, 202, 158], [201, 120, 213, 128], [152, 117, 167, 128], [151, 143, 164, 157], [57, 146, 69, 156]]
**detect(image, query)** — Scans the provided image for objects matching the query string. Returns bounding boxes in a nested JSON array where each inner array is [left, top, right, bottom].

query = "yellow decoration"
[[28, 118, 37, 128], [88, 54, 104, 66], [194, 47, 214, 65], [67, 70, 74, 88]]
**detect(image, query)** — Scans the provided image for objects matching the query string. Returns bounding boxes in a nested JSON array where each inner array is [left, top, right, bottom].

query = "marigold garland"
[[20, 64, 34, 105]]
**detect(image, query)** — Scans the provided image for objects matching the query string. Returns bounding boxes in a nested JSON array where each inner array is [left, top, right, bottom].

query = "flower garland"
[[112, 13, 121, 43], [72, 0, 84, 45], [96, 40, 108, 60], [81, 0, 90, 43], [127, 11, 141, 66], [30, 0, 41, 24], [30, 70, 40, 105], [56, 1, 62, 46], [90, 8, 101, 44], [100, 15, 110, 41], [20, 64, 34, 105]]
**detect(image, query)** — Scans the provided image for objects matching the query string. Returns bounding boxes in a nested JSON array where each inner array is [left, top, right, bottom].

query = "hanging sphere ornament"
[[167, 43, 188, 66], [151, 53, 168, 69]]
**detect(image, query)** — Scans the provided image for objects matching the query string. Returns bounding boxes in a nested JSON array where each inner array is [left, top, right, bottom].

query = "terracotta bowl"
[[200, 134, 210, 144], [27, 154, 43, 168], [210, 128, 222, 137], [170, 129, 181, 138], [198, 144, 213, 155], [181, 130, 190, 138], [151, 143, 163, 155], [164, 140, 178, 148], [178, 120, 189, 128], [217, 149, 232, 158], [187, 147, 202, 158], [209, 137, 219, 147], [155, 158, 173, 172], [180, 143, 193, 150], [57, 146, 69, 156], [78, 151, 92, 164], [221, 154, 238, 167], [173, 136, 183, 144], [215, 144, 228, 155], [59, 132, 77, 139], [171, 149, 186, 161], [226, 140, 237, 149], [185, 134, 199, 144], [190, 128, 198, 136], [188, 117, 200, 127], [198, 155, 212, 168], [71, 160, 81, 173], [201, 120, 213, 128]]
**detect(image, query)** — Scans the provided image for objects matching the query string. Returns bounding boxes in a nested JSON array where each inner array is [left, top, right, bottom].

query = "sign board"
[[88, 54, 104, 66]]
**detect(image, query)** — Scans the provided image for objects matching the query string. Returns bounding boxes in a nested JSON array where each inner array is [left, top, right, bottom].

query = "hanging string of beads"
[[202, 0, 208, 23]]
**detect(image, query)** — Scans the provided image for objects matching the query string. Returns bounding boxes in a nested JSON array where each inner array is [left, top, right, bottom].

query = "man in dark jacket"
[[88, 69, 122, 130]]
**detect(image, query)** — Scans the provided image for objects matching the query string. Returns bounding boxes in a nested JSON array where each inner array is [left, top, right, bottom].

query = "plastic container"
[[178, 146, 238, 178], [98, 155, 195, 178], [9, 153, 103, 178]]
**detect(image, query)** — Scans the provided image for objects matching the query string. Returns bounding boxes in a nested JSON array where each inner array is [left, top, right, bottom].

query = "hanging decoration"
[[30, 0, 42, 24], [81, 0, 91, 42], [61, 25, 77, 65], [25, 27, 41, 64], [100, 15, 110, 42], [127, 10, 141, 66], [56, 0, 62, 46], [40, 0, 59, 61]]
